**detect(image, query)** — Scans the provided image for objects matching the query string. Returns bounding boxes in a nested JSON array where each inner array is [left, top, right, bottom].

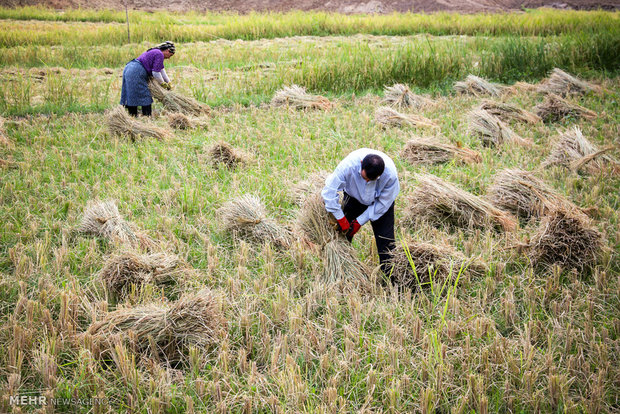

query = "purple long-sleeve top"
[[137, 49, 165, 74]]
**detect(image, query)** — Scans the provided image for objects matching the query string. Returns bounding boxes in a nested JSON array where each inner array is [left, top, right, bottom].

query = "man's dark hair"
[[361, 154, 385, 180]]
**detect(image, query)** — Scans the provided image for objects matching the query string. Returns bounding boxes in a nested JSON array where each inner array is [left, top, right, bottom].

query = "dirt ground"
[[1, 0, 618, 13]]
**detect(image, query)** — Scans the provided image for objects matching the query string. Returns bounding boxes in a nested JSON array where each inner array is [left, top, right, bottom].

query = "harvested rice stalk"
[[77, 200, 151, 247], [382, 84, 434, 109], [478, 100, 541, 124], [533, 93, 596, 123], [542, 127, 619, 174], [0, 117, 11, 147], [219, 194, 291, 248], [297, 192, 371, 282], [488, 169, 582, 221], [106, 106, 170, 141], [400, 136, 481, 165], [209, 141, 246, 168], [508, 82, 539, 94], [291, 171, 330, 206], [454, 75, 502, 97], [388, 239, 485, 290], [99, 252, 184, 299], [167, 112, 207, 130], [538, 68, 601, 97], [468, 109, 532, 147], [405, 174, 517, 232], [375, 106, 437, 128], [271, 85, 332, 110], [526, 209, 603, 272], [148, 80, 210, 116], [86, 289, 224, 360]]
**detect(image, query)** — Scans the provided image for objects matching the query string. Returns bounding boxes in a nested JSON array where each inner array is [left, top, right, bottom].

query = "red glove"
[[336, 216, 350, 233], [346, 220, 361, 242]]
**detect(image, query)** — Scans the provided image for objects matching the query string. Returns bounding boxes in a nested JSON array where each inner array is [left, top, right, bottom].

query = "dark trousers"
[[342, 192, 395, 276], [125, 104, 152, 117]]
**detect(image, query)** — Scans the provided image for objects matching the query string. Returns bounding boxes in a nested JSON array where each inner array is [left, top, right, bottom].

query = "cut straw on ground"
[[526, 209, 604, 272], [167, 112, 207, 130], [405, 174, 517, 232], [85, 289, 224, 360], [468, 109, 533, 147], [271, 85, 332, 110], [382, 84, 434, 109], [290, 171, 330, 206], [538, 68, 601, 97], [487, 168, 583, 221], [0, 117, 12, 147], [106, 105, 171, 141], [533, 93, 596, 123], [542, 127, 619, 174], [77, 200, 152, 248], [208, 141, 247, 168], [478, 100, 541, 124], [374, 106, 437, 128], [400, 136, 481, 165], [218, 194, 292, 248], [454, 75, 503, 97], [99, 251, 184, 299], [148, 80, 211, 116]]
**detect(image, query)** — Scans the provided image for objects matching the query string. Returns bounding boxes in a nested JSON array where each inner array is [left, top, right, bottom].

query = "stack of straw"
[[454, 75, 503, 97], [106, 106, 170, 141], [148, 80, 210, 116], [375, 106, 437, 128], [405, 174, 517, 232], [208, 141, 247, 168], [290, 171, 330, 206], [168, 112, 207, 130], [382, 84, 434, 109], [400, 136, 481, 165], [478, 100, 541, 124], [0, 117, 12, 147], [468, 109, 532, 147], [271, 85, 332, 110], [538, 68, 601, 97], [218, 194, 291, 248], [533, 93, 596, 123]]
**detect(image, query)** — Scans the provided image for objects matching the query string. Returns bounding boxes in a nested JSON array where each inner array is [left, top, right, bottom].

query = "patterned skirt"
[[119, 60, 153, 107]]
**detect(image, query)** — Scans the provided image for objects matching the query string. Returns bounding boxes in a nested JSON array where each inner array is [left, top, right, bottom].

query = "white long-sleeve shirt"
[[321, 148, 399, 225], [152, 68, 170, 84]]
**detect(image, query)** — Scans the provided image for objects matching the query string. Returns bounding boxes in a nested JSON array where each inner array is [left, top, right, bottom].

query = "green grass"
[[0, 7, 618, 414]]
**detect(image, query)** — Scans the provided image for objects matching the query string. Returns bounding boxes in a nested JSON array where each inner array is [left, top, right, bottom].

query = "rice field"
[[0, 6, 619, 413]]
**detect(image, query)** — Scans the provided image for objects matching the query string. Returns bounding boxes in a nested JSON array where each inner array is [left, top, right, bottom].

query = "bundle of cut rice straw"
[[538, 68, 601, 97], [168, 112, 207, 130], [218, 194, 292, 248], [400, 136, 481, 165], [148, 80, 210, 116], [86, 289, 225, 360], [487, 169, 583, 221], [106, 106, 170, 141], [533, 93, 596, 123], [290, 171, 330, 206], [478, 100, 541, 124], [404, 174, 517, 232], [0, 117, 12, 147], [468, 109, 532, 147], [375, 106, 437, 128], [271, 85, 332, 110], [382, 84, 434, 109], [454, 75, 503, 97], [208, 141, 247, 168], [542, 127, 619, 174]]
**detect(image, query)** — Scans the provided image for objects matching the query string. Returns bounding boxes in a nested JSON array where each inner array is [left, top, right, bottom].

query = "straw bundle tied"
[[526, 209, 603, 272], [219, 194, 291, 248], [374, 106, 437, 128], [77, 200, 151, 248], [291, 171, 330, 206], [542, 127, 619, 174], [538, 68, 601, 97], [533, 93, 596, 123], [99, 252, 184, 299], [106, 106, 170, 141], [209, 141, 246, 168], [405, 174, 517, 232], [86, 289, 225, 360], [400, 136, 481, 165], [488, 169, 582, 221], [388, 239, 486, 290], [478, 100, 541, 124], [167, 112, 207, 130], [382, 84, 434, 109], [454, 75, 503, 97], [468, 109, 532, 147], [148, 80, 210, 116], [297, 192, 370, 283], [0, 117, 11, 147], [271, 85, 332, 110]]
